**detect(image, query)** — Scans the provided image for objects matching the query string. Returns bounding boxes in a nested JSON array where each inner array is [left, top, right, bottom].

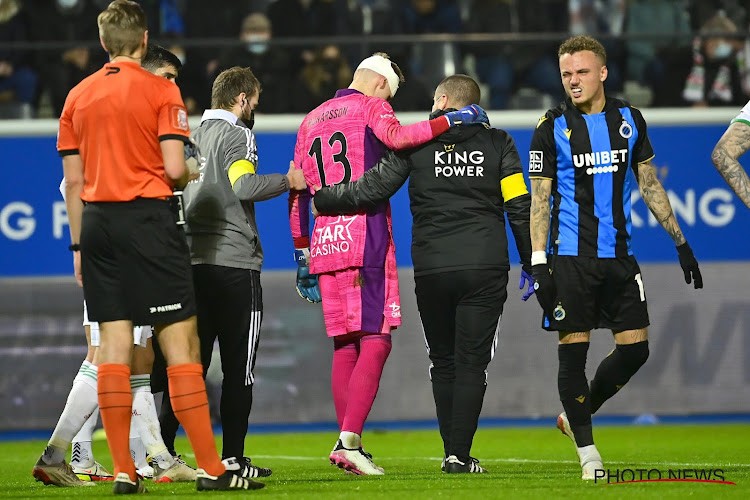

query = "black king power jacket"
[[313, 109, 532, 277]]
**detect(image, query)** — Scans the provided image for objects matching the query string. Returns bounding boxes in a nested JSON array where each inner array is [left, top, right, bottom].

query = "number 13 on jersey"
[[308, 131, 352, 187]]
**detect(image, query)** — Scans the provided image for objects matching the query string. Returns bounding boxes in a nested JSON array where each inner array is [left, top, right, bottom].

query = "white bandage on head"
[[356, 55, 400, 98]]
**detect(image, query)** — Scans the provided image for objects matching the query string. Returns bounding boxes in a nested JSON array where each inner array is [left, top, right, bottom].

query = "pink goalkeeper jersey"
[[289, 89, 450, 274]]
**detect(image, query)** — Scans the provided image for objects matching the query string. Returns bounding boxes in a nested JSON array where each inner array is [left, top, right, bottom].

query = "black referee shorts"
[[543, 255, 650, 333], [81, 199, 196, 326]]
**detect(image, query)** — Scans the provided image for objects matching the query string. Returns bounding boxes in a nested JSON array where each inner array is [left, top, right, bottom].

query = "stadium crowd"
[[2, 0, 750, 118]]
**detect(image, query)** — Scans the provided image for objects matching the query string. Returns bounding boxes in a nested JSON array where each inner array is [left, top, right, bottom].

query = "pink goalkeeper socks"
[[332, 339, 359, 429], [339, 334, 392, 435]]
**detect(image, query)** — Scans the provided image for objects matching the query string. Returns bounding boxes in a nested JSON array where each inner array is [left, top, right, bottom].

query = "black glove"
[[531, 264, 557, 315], [676, 242, 703, 289]]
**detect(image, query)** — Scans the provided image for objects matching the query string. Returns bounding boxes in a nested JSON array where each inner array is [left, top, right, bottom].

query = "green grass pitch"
[[1, 424, 748, 498]]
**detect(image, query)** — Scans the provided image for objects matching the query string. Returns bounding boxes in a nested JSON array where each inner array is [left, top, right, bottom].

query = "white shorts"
[[83, 301, 153, 348]]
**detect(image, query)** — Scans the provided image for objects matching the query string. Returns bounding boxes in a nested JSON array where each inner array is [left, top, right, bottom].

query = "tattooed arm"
[[530, 178, 552, 253], [711, 122, 750, 208], [637, 160, 686, 245]]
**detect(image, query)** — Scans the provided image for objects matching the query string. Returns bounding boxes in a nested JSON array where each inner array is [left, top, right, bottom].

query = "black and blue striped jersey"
[[529, 97, 654, 258]]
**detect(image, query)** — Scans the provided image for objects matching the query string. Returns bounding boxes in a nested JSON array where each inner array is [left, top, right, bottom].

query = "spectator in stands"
[[0, 0, 38, 118], [648, 11, 750, 107], [216, 13, 295, 113], [686, 0, 749, 31], [292, 44, 352, 112], [681, 13, 749, 107], [466, 0, 566, 110]]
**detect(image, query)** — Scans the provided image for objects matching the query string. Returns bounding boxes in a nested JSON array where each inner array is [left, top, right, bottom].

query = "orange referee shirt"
[[57, 60, 190, 202]]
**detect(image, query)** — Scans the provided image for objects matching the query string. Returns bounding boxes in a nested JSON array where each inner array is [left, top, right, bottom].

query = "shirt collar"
[[334, 88, 362, 98], [200, 109, 242, 126]]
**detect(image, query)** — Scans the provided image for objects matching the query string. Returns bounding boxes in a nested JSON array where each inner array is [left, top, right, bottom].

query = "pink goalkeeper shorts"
[[319, 267, 401, 337]]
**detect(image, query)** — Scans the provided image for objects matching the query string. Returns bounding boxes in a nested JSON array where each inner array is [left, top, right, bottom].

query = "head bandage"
[[357, 55, 400, 98]]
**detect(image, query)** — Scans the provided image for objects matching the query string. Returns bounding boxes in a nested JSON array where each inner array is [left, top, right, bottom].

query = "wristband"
[[531, 251, 547, 266], [68, 243, 80, 252]]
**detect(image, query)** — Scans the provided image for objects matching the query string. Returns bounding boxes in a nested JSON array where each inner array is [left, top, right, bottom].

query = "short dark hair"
[[436, 74, 481, 108], [211, 66, 262, 110], [97, 0, 146, 57], [142, 44, 181, 74], [558, 35, 607, 64]]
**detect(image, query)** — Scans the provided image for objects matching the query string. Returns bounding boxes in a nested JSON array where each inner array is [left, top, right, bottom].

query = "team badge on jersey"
[[619, 120, 633, 139], [173, 106, 189, 131], [529, 151, 543, 173]]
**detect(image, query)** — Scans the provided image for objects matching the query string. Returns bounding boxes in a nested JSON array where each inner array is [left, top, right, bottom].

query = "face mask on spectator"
[[712, 41, 733, 59], [243, 35, 269, 55]]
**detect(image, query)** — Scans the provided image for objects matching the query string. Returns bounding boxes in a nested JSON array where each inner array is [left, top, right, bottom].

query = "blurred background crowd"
[[1, 0, 750, 118]]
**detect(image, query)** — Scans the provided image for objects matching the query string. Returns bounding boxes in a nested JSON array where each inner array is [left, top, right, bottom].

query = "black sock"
[[590, 341, 649, 414], [558, 342, 593, 447], [431, 380, 453, 457], [449, 373, 487, 462], [158, 389, 180, 456]]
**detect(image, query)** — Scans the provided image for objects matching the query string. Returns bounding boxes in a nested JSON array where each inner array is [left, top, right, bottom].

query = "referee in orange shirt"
[[56, 0, 261, 493]]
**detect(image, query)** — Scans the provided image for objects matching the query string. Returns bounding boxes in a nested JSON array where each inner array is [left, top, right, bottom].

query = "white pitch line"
[[249, 455, 750, 468]]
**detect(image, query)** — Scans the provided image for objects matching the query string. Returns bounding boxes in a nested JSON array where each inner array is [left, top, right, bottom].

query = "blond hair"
[[97, 0, 147, 58]]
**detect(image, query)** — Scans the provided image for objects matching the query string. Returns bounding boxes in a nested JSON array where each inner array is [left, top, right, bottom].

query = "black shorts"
[[81, 198, 196, 326], [542, 255, 649, 333]]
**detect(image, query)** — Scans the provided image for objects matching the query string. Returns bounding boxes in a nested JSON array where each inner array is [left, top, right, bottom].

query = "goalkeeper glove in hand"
[[519, 266, 536, 302], [531, 264, 557, 315], [294, 248, 321, 303], [184, 137, 202, 175], [445, 104, 489, 126], [676, 242, 703, 289]]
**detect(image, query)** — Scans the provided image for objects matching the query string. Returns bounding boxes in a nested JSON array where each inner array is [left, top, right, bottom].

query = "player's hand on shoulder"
[[676, 242, 703, 289], [287, 160, 307, 191], [294, 248, 321, 303], [445, 104, 489, 127]]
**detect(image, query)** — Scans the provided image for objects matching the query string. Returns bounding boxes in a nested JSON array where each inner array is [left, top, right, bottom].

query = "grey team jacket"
[[183, 109, 289, 271]]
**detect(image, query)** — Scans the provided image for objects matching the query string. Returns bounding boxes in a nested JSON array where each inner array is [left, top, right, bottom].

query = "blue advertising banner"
[[1, 124, 748, 277]]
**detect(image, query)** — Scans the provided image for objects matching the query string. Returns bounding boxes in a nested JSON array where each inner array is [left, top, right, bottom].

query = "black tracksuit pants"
[[415, 269, 508, 462], [155, 264, 263, 460]]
